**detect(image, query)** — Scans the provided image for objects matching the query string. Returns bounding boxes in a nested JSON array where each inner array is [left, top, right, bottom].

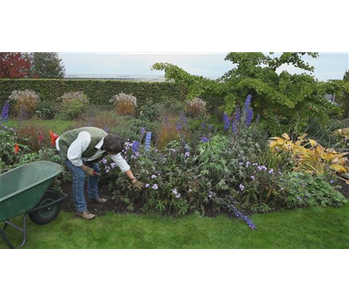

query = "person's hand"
[[132, 179, 144, 190], [82, 165, 95, 176]]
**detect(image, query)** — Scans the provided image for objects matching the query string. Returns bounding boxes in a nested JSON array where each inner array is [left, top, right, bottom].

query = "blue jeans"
[[64, 159, 100, 212]]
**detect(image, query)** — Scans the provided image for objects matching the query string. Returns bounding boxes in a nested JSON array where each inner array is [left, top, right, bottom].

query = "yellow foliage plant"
[[269, 133, 349, 183]]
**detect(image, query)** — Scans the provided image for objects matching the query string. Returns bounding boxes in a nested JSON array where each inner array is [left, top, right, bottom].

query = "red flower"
[[14, 143, 20, 154], [49, 130, 59, 146]]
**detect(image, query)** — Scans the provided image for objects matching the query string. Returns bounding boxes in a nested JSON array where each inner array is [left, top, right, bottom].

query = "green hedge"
[[0, 79, 188, 108]]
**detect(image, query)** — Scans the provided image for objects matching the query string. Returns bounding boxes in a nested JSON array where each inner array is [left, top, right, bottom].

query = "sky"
[[59, 52, 349, 81]]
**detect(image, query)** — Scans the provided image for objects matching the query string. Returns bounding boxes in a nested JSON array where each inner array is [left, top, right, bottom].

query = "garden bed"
[[60, 181, 229, 218], [60, 179, 349, 217]]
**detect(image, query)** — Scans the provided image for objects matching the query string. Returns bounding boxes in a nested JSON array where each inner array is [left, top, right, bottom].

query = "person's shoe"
[[88, 197, 108, 204], [74, 211, 96, 220]]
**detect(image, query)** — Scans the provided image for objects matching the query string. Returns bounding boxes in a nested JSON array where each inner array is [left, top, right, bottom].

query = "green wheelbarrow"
[[0, 161, 67, 249]]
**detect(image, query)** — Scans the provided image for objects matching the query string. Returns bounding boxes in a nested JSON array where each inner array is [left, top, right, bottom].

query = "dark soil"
[[61, 182, 124, 216], [336, 180, 349, 199]]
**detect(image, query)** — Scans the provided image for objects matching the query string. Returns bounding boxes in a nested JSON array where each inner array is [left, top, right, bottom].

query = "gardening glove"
[[83, 165, 95, 176], [132, 179, 144, 190]]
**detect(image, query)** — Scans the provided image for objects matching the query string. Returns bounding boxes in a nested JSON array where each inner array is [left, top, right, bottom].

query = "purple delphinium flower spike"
[[145, 132, 152, 150], [227, 196, 256, 230], [223, 112, 230, 131], [244, 94, 254, 127], [132, 140, 140, 153], [1, 101, 10, 123]]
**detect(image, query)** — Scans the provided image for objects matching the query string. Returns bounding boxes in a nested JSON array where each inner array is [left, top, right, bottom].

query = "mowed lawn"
[[1, 203, 348, 249]]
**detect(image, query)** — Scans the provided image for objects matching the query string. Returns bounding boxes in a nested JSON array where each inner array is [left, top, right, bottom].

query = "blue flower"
[[223, 112, 230, 131], [244, 94, 254, 127], [176, 112, 187, 131], [145, 132, 152, 150], [201, 136, 209, 143], [132, 140, 140, 153], [1, 101, 10, 123], [228, 196, 256, 230]]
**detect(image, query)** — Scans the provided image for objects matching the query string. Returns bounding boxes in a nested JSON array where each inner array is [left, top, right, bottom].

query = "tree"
[[222, 52, 342, 134], [344, 70, 349, 82], [152, 53, 345, 135], [151, 62, 225, 112], [0, 52, 31, 78], [335, 70, 349, 117], [30, 52, 65, 78]]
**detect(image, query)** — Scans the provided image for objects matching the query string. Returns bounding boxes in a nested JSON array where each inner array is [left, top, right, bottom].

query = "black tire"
[[29, 190, 62, 225]]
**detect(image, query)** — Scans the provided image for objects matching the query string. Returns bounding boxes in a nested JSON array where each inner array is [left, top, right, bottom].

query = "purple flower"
[[201, 122, 206, 128], [132, 141, 140, 153], [239, 184, 245, 191], [145, 183, 150, 188], [208, 125, 213, 132], [102, 158, 108, 164], [0, 122, 16, 133], [223, 112, 230, 131], [257, 165, 267, 171], [173, 188, 181, 198], [246, 161, 250, 167], [244, 94, 254, 127], [176, 112, 187, 131], [228, 196, 256, 230], [185, 151, 190, 158], [251, 176, 255, 181], [1, 101, 10, 123], [151, 174, 157, 179], [208, 191, 213, 198], [110, 163, 116, 169], [145, 132, 152, 151], [140, 127, 146, 135], [152, 184, 158, 190], [268, 168, 274, 174], [330, 180, 334, 184], [201, 136, 209, 143]]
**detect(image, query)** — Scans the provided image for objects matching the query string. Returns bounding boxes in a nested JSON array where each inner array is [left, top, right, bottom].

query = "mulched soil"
[[336, 179, 349, 199], [61, 182, 122, 216]]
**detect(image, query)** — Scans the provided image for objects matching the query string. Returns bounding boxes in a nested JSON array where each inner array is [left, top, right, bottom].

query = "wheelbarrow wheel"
[[29, 190, 62, 225]]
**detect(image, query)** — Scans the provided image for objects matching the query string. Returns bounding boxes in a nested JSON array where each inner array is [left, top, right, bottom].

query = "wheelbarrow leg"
[[18, 214, 28, 248], [0, 214, 28, 249], [3, 221, 8, 230], [0, 227, 15, 249]]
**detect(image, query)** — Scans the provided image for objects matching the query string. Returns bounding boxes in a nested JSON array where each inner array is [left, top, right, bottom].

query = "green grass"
[[1, 203, 348, 249], [7, 119, 77, 134]]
